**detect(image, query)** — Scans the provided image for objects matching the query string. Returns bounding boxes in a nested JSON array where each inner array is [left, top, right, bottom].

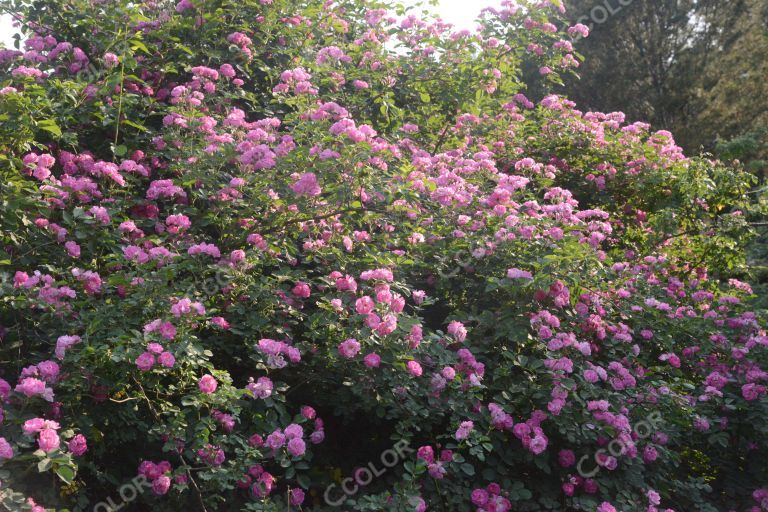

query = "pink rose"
[[38, 428, 60, 453], [198, 374, 218, 394], [338, 339, 361, 359], [406, 360, 422, 377], [68, 434, 88, 456]]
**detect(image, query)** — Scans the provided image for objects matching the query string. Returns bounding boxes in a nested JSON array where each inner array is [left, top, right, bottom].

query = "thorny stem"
[[180, 453, 210, 512]]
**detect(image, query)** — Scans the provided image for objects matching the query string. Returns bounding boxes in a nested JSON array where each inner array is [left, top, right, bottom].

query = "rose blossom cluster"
[[0, 0, 765, 510], [138, 460, 176, 495]]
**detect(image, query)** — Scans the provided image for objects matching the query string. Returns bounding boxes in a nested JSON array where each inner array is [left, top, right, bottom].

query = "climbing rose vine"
[[0, 0, 766, 511]]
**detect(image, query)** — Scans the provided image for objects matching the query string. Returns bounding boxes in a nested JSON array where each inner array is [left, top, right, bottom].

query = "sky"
[[0, 0, 503, 48], [1, 14, 16, 48]]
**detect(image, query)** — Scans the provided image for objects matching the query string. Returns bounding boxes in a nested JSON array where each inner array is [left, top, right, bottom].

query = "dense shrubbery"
[[0, 0, 766, 511]]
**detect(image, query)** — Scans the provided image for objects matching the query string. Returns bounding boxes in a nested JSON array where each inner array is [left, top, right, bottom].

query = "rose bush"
[[0, 0, 766, 511]]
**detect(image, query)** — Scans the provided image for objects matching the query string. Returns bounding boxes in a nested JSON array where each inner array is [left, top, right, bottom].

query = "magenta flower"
[[406, 360, 422, 377], [152, 475, 171, 496], [447, 321, 467, 342], [0, 437, 13, 459], [38, 428, 60, 453], [567, 23, 590, 38], [659, 352, 681, 368], [289, 488, 305, 506], [290, 172, 321, 197], [37, 361, 60, 384], [375, 314, 397, 336], [283, 424, 303, 440], [338, 338, 361, 359], [143, 320, 177, 340], [287, 437, 306, 457], [360, 268, 394, 282], [529, 435, 548, 455], [428, 463, 446, 479], [136, 352, 155, 371], [68, 434, 88, 456], [355, 296, 375, 315], [138, 461, 159, 480], [694, 416, 710, 432], [15, 377, 54, 401], [158, 352, 176, 368], [147, 343, 164, 354], [292, 282, 311, 298], [23, 418, 50, 434], [471, 489, 489, 506], [212, 411, 235, 433], [171, 297, 206, 317], [197, 445, 225, 466], [198, 374, 218, 394], [219, 63, 236, 78], [558, 449, 576, 467], [247, 376, 273, 399], [251, 472, 275, 498], [187, 243, 220, 259], [647, 489, 661, 506], [417, 446, 434, 463], [409, 496, 426, 512], [103, 52, 119, 68], [210, 316, 230, 330], [265, 430, 286, 450], [507, 268, 533, 280], [409, 324, 423, 348], [455, 420, 474, 441], [64, 241, 81, 258], [363, 353, 381, 368]]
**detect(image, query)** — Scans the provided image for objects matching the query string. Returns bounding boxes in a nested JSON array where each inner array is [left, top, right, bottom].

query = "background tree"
[[563, 0, 768, 305], [563, 0, 768, 171], [562, 0, 702, 133], [693, 0, 768, 176]]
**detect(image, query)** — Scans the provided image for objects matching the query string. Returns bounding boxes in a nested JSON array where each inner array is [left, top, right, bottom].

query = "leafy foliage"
[[0, 1, 766, 511]]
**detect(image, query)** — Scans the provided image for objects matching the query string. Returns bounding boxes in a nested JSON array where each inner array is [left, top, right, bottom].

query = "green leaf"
[[37, 458, 53, 472], [176, 44, 195, 56], [122, 119, 148, 132], [55, 465, 76, 484], [130, 39, 152, 55], [297, 474, 311, 489], [38, 119, 62, 137]]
